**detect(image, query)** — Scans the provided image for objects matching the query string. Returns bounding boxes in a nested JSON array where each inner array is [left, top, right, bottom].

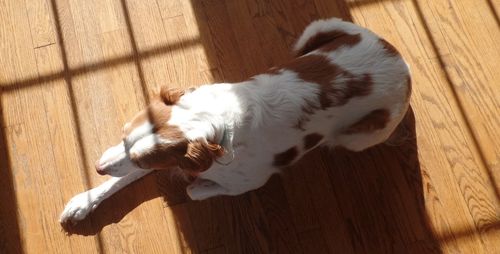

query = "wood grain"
[[25, 0, 56, 48], [0, 0, 498, 253]]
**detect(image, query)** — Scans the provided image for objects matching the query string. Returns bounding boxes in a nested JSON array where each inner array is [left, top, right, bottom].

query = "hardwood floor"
[[0, 0, 498, 253]]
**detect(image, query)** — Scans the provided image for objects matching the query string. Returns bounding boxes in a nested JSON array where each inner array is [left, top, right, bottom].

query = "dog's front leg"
[[59, 169, 150, 224]]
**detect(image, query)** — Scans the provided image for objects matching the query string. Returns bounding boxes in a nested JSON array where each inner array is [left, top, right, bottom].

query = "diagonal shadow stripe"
[[0, 38, 199, 93], [410, 0, 499, 201]]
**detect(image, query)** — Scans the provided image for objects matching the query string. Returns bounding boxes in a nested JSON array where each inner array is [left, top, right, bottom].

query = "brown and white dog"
[[60, 18, 411, 224]]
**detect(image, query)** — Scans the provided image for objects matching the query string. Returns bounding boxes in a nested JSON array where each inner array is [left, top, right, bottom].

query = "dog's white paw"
[[59, 191, 97, 224]]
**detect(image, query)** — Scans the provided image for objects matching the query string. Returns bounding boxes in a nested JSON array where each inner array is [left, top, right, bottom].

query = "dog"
[[60, 18, 411, 224]]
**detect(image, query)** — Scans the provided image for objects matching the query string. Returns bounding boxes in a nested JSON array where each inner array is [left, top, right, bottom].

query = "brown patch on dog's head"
[[129, 141, 184, 170], [130, 139, 224, 175], [304, 133, 324, 150], [379, 38, 400, 57], [122, 99, 182, 138], [273, 147, 299, 167], [160, 86, 186, 105], [342, 109, 391, 134], [178, 140, 225, 174], [295, 30, 362, 56]]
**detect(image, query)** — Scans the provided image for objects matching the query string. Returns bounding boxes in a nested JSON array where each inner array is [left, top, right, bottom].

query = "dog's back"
[[192, 18, 411, 196], [240, 18, 411, 155]]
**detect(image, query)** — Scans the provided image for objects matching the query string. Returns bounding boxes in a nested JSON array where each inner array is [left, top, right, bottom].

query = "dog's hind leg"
[[59, 169, 151, 224]]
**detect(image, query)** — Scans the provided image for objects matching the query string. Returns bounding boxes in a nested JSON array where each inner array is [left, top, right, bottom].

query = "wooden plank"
[[25, 0, 56, 48], [244, 0, 294, 66], [419, 0, 500, 207], [411, 56, 488, 254], [164, 204, 200, 253], [6, 124, 67, 253], [53, 1, 178, 252], [255, 176, 303, 254], [200, 0, 249, 82], [202, 245, 226, 254], [186, 198, 229, 252], [0, 0, 98, 252], [1, 0, 499, 253], [181, 0, 221, 74], [224, 0, 269, 76], [297, 229, 329, 254], [86, 28, 177, 253], [0, 110, 24, 254], [34, 44, 102, 253], [91, 0, 125, 34], [313, 0, 352, 21], [0, 0, 41, 127], [161, 15, 203, 87], [123, 0, 175, 93], [281, 164, 320, 233], [157, 0, 183, 19], [346, 1, 499, 253], [222, 194, 273, 254], [298, 151, 357, 254]]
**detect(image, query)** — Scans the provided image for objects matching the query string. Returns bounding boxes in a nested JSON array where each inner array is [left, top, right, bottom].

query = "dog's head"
[[95, 86, 225, 177]]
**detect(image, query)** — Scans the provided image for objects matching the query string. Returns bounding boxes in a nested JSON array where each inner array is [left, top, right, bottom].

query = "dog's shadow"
[[63, 108, 441, 253]]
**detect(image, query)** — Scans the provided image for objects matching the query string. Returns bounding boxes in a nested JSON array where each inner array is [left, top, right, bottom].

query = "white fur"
[[129, 134, 171, 156], [61, 18, 411, 222], [125, 121, 153, 147], [294, 18, 362, 53]]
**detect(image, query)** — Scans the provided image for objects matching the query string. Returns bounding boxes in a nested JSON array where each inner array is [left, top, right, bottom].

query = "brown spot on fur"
[[279, 54, 374, 130], [286, 55, 373, 109], [338, 73, 373, 105], [379, 38, 400, 56], [295, 30, 362, 56], [320, 33, 361, 53], [286, 54, 344, 109], [273, 147, 299, 167], [304, 133, 323, 150], [343, 109, 391, 134]]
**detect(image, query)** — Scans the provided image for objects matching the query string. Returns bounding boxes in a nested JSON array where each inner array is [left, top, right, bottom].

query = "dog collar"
[[215, 126, 234, 165]]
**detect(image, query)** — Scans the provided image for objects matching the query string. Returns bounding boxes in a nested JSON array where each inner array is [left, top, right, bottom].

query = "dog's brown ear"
[[160, 86, 184, 105], [178, 139, 224, 173]]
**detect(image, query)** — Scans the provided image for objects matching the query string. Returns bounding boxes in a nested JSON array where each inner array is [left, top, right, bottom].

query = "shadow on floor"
[[0, 101, 23, 254]]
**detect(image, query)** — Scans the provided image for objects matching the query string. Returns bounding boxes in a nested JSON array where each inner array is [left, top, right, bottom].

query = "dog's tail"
[[293, 18, 365, 57]]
